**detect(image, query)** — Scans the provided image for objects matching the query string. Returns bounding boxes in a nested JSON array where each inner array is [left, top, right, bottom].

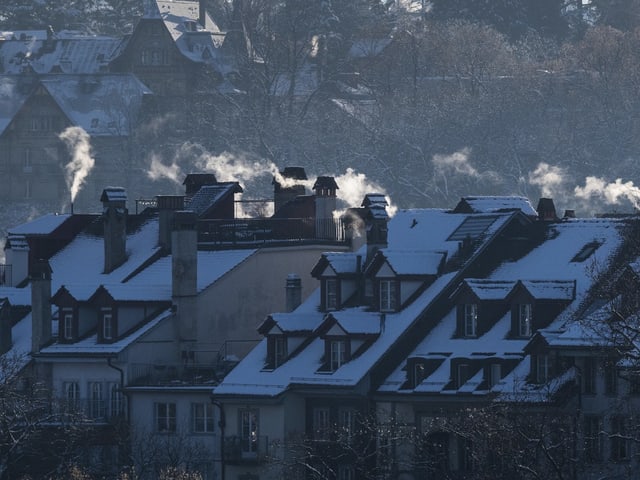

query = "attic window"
[[571, 241, 601, 262]]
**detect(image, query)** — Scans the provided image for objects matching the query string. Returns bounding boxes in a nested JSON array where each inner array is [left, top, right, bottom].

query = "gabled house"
[[0, 170, 352, 478], [213, 195, 640, 480]]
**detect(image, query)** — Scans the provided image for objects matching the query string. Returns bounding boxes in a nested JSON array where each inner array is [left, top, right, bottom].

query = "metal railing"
[[128, 363, 222, 386], [224, 435, 269, 464], [197, 217, 346, 246]]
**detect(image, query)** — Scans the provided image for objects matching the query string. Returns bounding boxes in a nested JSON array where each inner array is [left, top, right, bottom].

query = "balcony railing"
[[224, 435, 269, 464], [0, 264, 11, 286], [198, 217, 346, 246], [128, 363, 222, 386]]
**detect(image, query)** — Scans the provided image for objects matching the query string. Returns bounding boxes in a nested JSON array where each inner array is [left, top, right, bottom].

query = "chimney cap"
[[361, 193, 388, 208], [313, 176, 339, 191], [30, 258, 52, 279], [101, 186, 127, 203]]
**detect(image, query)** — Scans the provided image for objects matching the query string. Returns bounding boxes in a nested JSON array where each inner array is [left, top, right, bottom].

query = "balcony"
[[198, 217, 346, 247], [128, 363, 222, 386], [223, 435, 269, 464]]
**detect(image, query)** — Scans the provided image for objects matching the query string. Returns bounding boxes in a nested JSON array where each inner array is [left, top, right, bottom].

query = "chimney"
[[0, 299, 12, 354], [563, 209, 576, 219], [183, 173, 217, 205], [30, 259, 52, 353], [172, 211, 198, 341], [157, 195, 185, 251], [536, 198, 559, 222], [285, 274, 302, 312], [362, 194, 389, 265], [273, 167, 307, 214], [313, 176, 339, 239], [101, 187, 128, 273], [198, 0, 206, 28]]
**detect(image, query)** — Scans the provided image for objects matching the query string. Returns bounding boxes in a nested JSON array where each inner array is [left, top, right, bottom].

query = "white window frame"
[[108, 382, 123, 418], [155, 402, 177, 433], [240, 409, 259, 454], [326, 278, 338, 310], [464, 304, 477, 337], [88, 382, 103, 419], [536, 354, 551, 383], [380, 279, 397, 312], [330, 339, 346, 370], [103, 311, 113, 340], [518, 303, 533, 337], [63, 309, 73, 340], [192, 402, 215, 433], [64, 381, 80, 409], [274, 336, 287, 367], [313, 407, 331, 441]]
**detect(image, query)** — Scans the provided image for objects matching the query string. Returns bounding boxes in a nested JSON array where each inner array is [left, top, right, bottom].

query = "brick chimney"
[[313, 176, 338, 239], [285, 274, 302, 312], [536, 198, 559, 222], [30, 259, 52, 353], [172, 211, 198, 341], [101, 187, 127, 273], [157, 195, 185, 251]]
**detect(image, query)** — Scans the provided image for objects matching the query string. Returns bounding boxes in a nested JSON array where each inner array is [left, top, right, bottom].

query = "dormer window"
[[488, 363, 502, 388], [274, 336, 287, 368], [415, 363, 426, 386], [518, 303, 533, 337], [464, 304, 477, 337], [61, 307, 77, 342], [535, 354, 552, 383], [326, 279, 338, 311], [330, 339, 348, 371], [380, 279, 397, 312], [100, 307, 116, 343]]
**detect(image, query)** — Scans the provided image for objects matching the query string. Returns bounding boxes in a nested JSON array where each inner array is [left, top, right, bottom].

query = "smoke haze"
[[59, 126, 95, 203]]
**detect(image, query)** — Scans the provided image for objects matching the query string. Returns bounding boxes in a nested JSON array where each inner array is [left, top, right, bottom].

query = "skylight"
[[448, 215, 497, 242], [571, 241, 601, 262]]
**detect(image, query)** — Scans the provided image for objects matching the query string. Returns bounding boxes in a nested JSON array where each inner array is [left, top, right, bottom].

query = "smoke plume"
[[528, 162, 568, 198], [574, 176, 640, 210], [59, 126, 95, 203], [147, 154, 183, 183], [432, 148, 480, 177]]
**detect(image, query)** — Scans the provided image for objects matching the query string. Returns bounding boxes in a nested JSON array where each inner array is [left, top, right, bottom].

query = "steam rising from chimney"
[[145, 143, 397, 216], [575, 176, 640, 210], [528, 162, 568, 198], [432, 148, 480, 177], [59, 126, 95, 203]]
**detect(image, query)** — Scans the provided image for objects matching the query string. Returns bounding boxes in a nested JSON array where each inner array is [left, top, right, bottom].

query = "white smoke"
[[147, 154, 183, 183], [574, 176, 640, 210], [59, 126, 95, 203], [432, 148, 480, 177], [528, 162, 568, 198], [334, 168, 397, 217]]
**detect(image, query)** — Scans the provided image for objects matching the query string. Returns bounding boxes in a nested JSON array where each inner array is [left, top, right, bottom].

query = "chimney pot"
[[101, 187, 128, 273]]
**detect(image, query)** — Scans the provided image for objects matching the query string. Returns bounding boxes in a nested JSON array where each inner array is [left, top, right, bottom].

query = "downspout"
[[211, 398, 226, 480]]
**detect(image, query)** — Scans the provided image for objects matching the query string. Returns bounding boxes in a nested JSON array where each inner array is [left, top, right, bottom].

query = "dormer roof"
[[186, 182, 242, 217], [453, 196, 538, 216], [507, 280, 576, 302], [451, 279, 517, 302], [311, 252, 361, 278]]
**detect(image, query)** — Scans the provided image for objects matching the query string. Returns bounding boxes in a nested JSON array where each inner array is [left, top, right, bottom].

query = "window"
[[583, 357, 597, 394], [274, 336, 287, 367], [536, 354, 551, 383], [109, 383, 123, 418], [102, 311, 113, 340], [489, 363, 502, 388], [610, 416, 628, 462], [339, 408, 357, 442], [88, 382, 104, 419], [583, 415, 602, 463], [458, 363, 470, 388], [518, 303, 532, 337], [380, 279, 397, 312], [155, 402, 177, 433], [605, 361, 617, 395], [240, 409, 259, 454], [326, 279, 338, 310], [192, 402, 215, 433], [23, 148, 32, 173], [313, 407, 331, 440], [457, 436, 473, 472], [63, 309, 73, 340], [464, 304, 477, 337], [330, 339, 347, 370], [64, 381, 80, 409], [414, 362, 427, 387]]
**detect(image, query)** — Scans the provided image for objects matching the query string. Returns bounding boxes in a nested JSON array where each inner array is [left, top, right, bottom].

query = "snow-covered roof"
[[457, 279, 517, 300], [517, 280, 575, 301], [186, 183, 240, 217], [40, 74, 151, 136], [0, 35, 120, 74], [0, 76, 29, 135], [381, 250, 445, 276], [322, 252, 360, 275], [457, 196, 538, 216], [8, 213, 71, 236]]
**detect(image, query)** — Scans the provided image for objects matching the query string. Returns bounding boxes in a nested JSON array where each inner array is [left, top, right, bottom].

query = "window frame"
[[239, 408, 259, 454], [88, 381, 104, 419], [313, 406, 331, 441], [192, 402, 215, 434], [463, 304, 478, 337], [536, 354, 551, 384], [155, 402, 177, 433], [330, 339, 347, 371], [583, 415, 603, 463], [518, 303, 533, 337], [489, 363, 502, 389], [103, 311, 113, 340], [379, 279, 398, 312], [274, 335, 287, 368], [325, 278, 338, 310]]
